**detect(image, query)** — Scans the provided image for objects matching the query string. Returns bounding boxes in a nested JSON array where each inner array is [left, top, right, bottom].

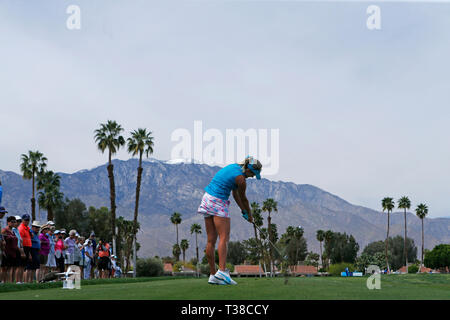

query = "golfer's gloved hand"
[[241, 210, 252, 223]]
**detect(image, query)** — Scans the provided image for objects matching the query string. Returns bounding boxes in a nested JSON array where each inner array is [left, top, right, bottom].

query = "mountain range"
[[1, 159, 449, 260]]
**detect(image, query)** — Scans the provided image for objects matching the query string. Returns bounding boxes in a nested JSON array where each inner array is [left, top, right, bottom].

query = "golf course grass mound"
[[0, 274, 448, 300]]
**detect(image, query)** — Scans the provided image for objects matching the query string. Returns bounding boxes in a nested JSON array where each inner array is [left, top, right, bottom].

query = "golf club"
[[250, 220, 291, 282], [252, 222, 284, 259]]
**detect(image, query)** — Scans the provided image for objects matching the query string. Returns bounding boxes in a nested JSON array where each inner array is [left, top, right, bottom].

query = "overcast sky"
[[1, 1, 450, 218]]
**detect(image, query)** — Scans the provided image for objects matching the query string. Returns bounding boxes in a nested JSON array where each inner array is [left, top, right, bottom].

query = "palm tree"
[[190, 223, 202, 266], [180, 239, 189, 263], [415, 203, 428, 267], [172, 243, 181, 261], [323, 230, 334, 268], [94, 120, 125, 256], [36, 170, 64, 221], [251, 202, 265, 276], [398, 196, 411, 272], [127, 128, 154, 277], [170, 212, 182, 246], [382, 197, 395, 273], [20, 151, 48, 221], [262, 198, 278, 276], [316, 230, 325, 268]]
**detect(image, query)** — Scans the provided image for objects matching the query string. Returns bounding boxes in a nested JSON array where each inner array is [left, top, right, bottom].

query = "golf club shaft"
[[252, 222, 284, 258]]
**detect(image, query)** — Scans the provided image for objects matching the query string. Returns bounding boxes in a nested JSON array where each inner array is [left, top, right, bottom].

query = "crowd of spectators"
[[0, 207, 122, 284]]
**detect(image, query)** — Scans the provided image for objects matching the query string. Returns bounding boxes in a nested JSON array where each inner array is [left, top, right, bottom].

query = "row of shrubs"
[[136, 258, 424, 277], [136, 258, 234, 277]]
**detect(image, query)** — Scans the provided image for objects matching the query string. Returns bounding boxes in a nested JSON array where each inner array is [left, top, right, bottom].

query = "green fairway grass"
[[0, 274, 448, 300]]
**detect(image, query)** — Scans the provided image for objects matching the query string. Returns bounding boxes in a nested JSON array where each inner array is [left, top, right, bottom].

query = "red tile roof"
[[398, 266, 434, 273], [164, 263, 173, 272], [419, 266, 432, 273], [398, 266, 408, 273], [289, 265, 318, 274], [234, 265, 264, 274]]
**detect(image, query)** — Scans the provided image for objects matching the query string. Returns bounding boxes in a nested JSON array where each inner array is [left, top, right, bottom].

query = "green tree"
[[424, 244, 450, 271], [242, 238, 261, 265], [116, 216, 139, 272], [87, 206, 113, 242], [305, 252, 320, 267], [362, 240, 385, 256], [54, 198, 90, 235], [226, 241, 247, 265], [324, 231, 359, 264], [180, 239, 189, 263], [362, 237, 417, 271], [37, 170, 64, 221], [170, 212, 182, 246], [20, 150, 48, 221], [172, 243, 181, 261], [127, 128, 154, 277], [94, 120, 125, 256], [136, 258, 163, 277], [190, 223, 202, 268], [279, 226, 307, 267], [415, 203, 428, 266], [398, 196, 411, 272], [382, 197, 395, 272]]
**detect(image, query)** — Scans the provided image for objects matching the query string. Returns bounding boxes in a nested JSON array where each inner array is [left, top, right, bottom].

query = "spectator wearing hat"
[[29, 221, 41, 283], [54, 230, 66, 273], [73, 233, 83, 269], [64, 230, 78, 270], [76, 235, 85, 277], [38, 224, 50, 281], [18, 214, 33, 283], [46, 225, 57, 272], [83, 239, 94, 279], [12, 216, 25, 283], [1, 216, 18, 283]]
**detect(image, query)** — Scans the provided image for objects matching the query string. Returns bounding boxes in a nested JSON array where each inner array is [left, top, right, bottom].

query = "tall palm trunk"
[[319, 241, 323, 268], [267, 213, 273, 277], [107, 151, 117, 256], [421, 218, 424, 267], [47, 206, 54, 222], [31, 172, 36, 221], [385, 211, 390, 273], [195, 233, 199, 265], [176, 225, 179, 246], [404, 209, 408, 273], [133, 154, 143, 278]]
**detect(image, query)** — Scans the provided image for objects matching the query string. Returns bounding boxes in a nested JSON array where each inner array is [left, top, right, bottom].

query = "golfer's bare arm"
[[233, 176, 252, 220]]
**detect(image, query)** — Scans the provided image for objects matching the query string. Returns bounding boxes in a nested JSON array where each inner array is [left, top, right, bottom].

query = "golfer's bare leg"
[[213, 216, 230, 272], [204, 216, 218, 275]]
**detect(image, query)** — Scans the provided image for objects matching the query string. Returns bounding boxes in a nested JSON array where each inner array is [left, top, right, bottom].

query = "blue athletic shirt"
[[31, 230, 40, 249], [204, 163, 245, 200]]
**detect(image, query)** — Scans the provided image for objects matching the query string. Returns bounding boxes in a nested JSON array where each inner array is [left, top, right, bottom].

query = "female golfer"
[[198, 156, 262, 285]]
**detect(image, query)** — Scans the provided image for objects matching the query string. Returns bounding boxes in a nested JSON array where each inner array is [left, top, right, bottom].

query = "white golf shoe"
[[208, 274, 227, 285], [214, 269, 237, 285]]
